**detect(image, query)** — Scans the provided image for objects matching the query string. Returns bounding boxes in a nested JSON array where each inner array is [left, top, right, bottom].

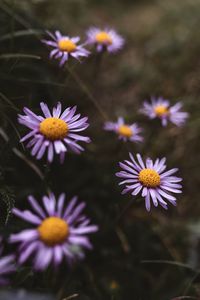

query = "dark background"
[[0, 0, 200, 299]]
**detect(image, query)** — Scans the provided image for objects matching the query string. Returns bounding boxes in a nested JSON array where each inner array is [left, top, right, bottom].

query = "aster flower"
[[18, 102, 91, 163], [104, 117, 143, 143], [86, 27, 124, 53], [0, 238, 15, 285], [42, 30, 90, 65], [140, 97, 189, 127], [10, 193, 98, 271], [116, 153, 182, 211]]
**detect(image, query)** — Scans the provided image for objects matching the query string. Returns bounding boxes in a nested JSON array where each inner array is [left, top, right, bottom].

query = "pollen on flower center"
[[95, 31, 112, 45], [118, 125, 133, 138], [58, 39, 77, 52], [38, 217, 69, 246], [39, 117, 68, 141], [139, 169, 161, 187], [154, 105, 169, 117]]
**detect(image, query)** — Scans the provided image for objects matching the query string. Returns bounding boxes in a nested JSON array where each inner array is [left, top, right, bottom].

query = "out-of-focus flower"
[[18, 102, 91, 163], [10, 193, 98, 271], [116, 153, 182, 211], [104, 117, 143, 143], [42, 31, 90, 65], [140, 97, 189, 127], [86, 27, 124, 53], [0, 238, 15, 285]]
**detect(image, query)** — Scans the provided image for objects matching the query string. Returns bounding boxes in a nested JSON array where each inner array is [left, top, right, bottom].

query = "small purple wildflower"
[[18, 102, 91, 163], [140, 97, 189, 127], [116, 153, 182, 211], [104, 117, 143, 143], [42, 30, 90, 65], [10, 193, 98, 271], [86, 27, 124, 53]]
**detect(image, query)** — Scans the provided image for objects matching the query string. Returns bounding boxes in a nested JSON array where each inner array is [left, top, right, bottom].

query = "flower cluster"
[[42, 27, 124, 66], [0, 22, 189, 286]]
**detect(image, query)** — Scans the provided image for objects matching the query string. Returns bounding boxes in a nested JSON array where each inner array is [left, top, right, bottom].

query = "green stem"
[[93, 51, 104, 79], [115, 197, 136, 224], [66, 65, 108, 121]]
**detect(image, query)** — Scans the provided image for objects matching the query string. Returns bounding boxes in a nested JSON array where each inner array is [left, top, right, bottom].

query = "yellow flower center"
[[118, 125, 133, 138], [39, 117, 68, 141], [95, 31, 112, 45], [139, 169, 161, 188], [154, 105, 169, 117], [38, 217, 69, 246], [58, 39, 77, 52]]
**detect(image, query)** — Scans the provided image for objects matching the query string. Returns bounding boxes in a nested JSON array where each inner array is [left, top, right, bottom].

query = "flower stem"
[[66, 64, 108, 121], [115, 195, 140, 223]]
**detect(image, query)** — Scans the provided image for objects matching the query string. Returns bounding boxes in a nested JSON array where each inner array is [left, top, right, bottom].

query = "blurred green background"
[[0, 0, 200, 299]]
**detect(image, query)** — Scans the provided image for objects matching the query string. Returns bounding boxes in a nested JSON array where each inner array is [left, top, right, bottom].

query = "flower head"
[[18, 102, 91, 163], [86, 27, 124, 53], [116, 153, 182, 211], [42, 31, 90, 65], [140, 97, 189, 127], [104, 117, 143, 143], [0, 238, 15, 285], [10, 193, 98, 271]]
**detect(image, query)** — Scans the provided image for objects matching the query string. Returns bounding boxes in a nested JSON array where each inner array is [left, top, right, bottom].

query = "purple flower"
[[10, 193, 98, 271], [140, 97, 189, 127], [86, 27, 124, 53], [18, 102, 91, 163], [0, 238, 15, 285], [42, 31, 90, 65], [116, 153, 182, 211], [104, 117, 143, 143]]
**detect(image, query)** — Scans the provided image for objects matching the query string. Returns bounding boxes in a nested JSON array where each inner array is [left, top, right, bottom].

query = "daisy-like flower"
[[0, 238, 15, 285], [116, 153, 182, 211], [104, 117, 143, 143], [86, 27, 124, 53], [10, 193, 98, 271], [140, 97, 189, 127], [42, 31, 90, 65], [18, 102, 91, 163]]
